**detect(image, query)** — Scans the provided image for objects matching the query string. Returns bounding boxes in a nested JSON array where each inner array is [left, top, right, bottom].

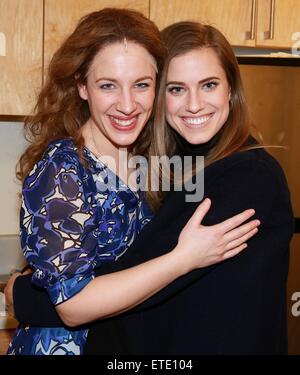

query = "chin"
[[183, 134, 208, 145]]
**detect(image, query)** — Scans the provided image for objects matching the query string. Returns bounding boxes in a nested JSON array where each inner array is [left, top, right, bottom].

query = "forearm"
[[56, 249, 188, 326], [95, 236, 214, 312]]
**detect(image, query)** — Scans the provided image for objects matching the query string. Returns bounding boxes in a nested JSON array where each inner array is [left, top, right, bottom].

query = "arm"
[[85, 149, 294, 355], [9, 153, 261, 326], [89, 149, 294, 316], [9, 194, 254, 327], [7, 186, 259, 326], [55, 197, 257, 326]]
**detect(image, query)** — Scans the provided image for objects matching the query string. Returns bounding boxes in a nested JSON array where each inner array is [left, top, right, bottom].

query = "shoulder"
[[24, 138, 86, 190], [43, 138, 81, 165], [206, 147, 288, 189], [202, 147, 293, 225]]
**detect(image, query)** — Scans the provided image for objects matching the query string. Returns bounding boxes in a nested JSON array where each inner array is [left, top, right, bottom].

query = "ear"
[[228, 87, 231, 101], [77, 82, 88, 100]]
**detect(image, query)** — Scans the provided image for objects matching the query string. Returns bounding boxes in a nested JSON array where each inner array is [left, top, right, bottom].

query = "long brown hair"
[[147, 21, 259, 211], [17, 8, 165, 181]]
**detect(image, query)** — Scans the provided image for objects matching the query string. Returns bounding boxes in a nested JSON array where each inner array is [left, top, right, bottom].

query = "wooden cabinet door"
[[44, 0, 149, 73], [256, 0, 300, 48], [150, 0, 256, 46], [0, 0, 43, 115]]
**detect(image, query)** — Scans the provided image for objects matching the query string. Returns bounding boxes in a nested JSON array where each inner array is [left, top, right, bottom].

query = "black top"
[[13, 144, 294, 354]]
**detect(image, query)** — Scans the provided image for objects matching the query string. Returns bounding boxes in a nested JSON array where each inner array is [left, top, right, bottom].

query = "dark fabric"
[[13, 146, 294, 354], [85, 147, 294, 355], [14, 273, 63, 327]]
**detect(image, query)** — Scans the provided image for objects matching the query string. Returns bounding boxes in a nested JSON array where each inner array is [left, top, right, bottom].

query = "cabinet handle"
[[245, 0, 257, 40], [0, 32, 6, 57], [264, 0, 275, 40]]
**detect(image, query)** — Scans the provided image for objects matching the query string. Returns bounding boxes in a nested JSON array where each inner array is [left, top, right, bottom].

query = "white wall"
[[0, 122, 27, 235]]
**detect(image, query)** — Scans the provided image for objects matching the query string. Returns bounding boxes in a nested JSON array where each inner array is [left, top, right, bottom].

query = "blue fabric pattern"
[[7, 139, 153, 355]]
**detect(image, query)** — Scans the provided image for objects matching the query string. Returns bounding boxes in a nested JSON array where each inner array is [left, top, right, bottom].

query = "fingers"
[[224, 227, 258, 251], [217, 209, 256, 233], [222, 243, 248, 260], [224, 219, 260, 243], [188, 198, 211, 227]]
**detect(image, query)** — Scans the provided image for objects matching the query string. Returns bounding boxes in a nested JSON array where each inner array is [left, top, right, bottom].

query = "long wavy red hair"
[[17, 8, 165, 181]]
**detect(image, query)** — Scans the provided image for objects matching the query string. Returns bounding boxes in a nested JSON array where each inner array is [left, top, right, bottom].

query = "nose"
[[186, 90, 204, 114], [116, 88, 137, 114]]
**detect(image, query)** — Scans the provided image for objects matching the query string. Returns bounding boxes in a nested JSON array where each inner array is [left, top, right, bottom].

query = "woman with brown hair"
[[5, 12, 259, 355], [83, 21, 294, 354]]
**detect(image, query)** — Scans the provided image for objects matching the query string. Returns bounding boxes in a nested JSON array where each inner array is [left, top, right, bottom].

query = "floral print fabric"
[[7, 139, 153, 355]]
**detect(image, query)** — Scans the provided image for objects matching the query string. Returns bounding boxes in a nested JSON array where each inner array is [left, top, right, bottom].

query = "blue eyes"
[[203, 81, 218, 90], [167, 86, 185, 94], [167, 81, 218, 95], [135, 82, 150, 89], [99, 83, 114, 90], [99, 82, 150, 90]]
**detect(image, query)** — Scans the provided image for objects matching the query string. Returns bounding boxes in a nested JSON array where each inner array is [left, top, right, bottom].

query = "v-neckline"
[[83, 146, 141, 198]]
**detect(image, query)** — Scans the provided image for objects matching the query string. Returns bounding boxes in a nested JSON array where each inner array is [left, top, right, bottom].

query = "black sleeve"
[[85, 150, 294, 355], [13, 150, 294, 325], [13, 273, 63, 326], [102, 150, 294, 313], [13, 231, 214, 326]]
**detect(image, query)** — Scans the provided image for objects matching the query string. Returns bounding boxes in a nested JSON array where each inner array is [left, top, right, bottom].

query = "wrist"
[[169, 245, 192, 277]]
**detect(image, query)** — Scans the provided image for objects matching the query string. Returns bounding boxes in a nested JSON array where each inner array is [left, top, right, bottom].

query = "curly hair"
[[17, 8, 165, 181]]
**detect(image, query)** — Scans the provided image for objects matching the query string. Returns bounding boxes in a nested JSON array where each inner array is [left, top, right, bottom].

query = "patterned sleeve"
[[20, 148, 99, 305]]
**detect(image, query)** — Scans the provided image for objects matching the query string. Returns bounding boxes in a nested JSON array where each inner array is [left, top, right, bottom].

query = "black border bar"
[[295, 218, 300, 233], [237, 56, 300, 66]]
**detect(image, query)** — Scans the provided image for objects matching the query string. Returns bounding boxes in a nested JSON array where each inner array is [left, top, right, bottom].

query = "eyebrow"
[[166, 76, 220, 86], [95, 76, 154, 83]]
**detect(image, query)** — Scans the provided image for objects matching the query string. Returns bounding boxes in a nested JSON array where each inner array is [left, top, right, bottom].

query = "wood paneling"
[[0, 329, 14, 355], [150, 0, 255, 46], [240, 64, 300, 217], [241, 64, 300, 354], [257, 0, 300, 48], [0, 0, 43, 115], [44, 0, 149, 73]]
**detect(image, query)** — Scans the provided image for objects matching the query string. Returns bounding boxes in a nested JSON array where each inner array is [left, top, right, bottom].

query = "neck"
[[174, 130, 222, 157], [81, 119, 138, 188], [82, 119, 130, 163]]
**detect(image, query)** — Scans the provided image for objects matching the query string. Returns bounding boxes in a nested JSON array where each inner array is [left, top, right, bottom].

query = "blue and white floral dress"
[[7, 138, 153, 355]]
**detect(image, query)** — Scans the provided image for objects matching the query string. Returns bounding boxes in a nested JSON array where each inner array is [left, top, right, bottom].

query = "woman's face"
[[78, 41, 156, 154], [165, 47, 231, 145]]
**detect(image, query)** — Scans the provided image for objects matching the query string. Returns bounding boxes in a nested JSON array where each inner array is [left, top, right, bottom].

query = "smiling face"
[[165, 47, 231, 145], [78, 41, 157, 156]]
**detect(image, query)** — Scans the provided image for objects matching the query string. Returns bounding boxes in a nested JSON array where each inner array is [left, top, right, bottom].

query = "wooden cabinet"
[[0, 0, 43, 116], [256, 0, 300, 48], [150, 0, 300, 49], [44, 0, 149, 73], [1, 0, 299, 116], [240, 63, 300, 355], [240, 64, 300, 217], [150, 0, 257, 46], [0, 0, 148, 116]]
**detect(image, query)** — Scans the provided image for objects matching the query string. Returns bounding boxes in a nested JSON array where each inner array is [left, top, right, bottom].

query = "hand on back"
[[175, 198, 260, 272]]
